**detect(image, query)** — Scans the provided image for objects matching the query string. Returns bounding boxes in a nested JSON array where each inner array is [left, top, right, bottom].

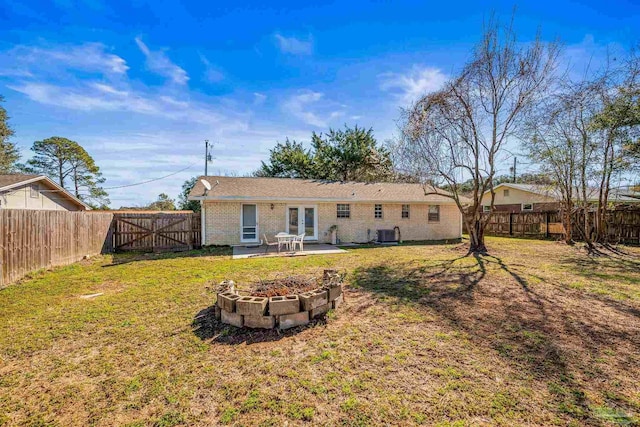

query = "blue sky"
[[1, 0, 639, 207]]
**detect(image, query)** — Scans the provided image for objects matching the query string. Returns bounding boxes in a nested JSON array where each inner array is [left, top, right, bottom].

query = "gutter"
[[188, 196, 460, 205]]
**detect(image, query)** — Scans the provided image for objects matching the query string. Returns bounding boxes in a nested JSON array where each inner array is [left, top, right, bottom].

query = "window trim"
[[374, 204, 383, 219], [503, 189, 510, 197], [401, 204, 410, 219], [521, 203, 534, 212], [336, 203, 350, 219], [428, 205, 440, 222], [240, 203, 258, 243], [483, 205, 491, 213]]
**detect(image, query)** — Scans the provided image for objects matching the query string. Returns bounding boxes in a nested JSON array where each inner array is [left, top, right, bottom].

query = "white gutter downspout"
[[200, 200, 206, 247]]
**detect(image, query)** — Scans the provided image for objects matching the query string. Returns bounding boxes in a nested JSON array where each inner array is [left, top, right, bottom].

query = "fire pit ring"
[[215, 269, 344, 330]]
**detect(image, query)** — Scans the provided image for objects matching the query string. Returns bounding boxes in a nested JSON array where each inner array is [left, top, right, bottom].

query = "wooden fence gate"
[[112, 212, 201, 252]]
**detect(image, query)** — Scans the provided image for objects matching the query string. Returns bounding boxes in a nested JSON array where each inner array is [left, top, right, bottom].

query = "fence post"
[[151, 214, 157, 253], [187, 214, 193, 250], [545, 212, 549, 238], [509, 213, 513, 236]]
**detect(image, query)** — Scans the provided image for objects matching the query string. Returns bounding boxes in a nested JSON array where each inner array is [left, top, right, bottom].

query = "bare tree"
[[524, 54, 640, 247], [523, 81, 599, 245], [396, 17, 559, 253], [590, 55, 640, 243]]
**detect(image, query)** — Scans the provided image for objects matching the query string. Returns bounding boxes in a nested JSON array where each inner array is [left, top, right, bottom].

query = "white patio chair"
[[290, 234, 305, 252], [262, 234, 281, 253]]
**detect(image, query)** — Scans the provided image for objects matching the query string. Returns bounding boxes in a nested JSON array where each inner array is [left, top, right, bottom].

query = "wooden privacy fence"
[[472, 211, 564, 238], [574, 209, 640, 244], [0, 210, 113, 287], [465, 209, 640, 244], [111, 211, 201, 252]]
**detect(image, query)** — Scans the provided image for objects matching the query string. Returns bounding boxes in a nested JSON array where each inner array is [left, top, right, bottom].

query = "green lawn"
[[1, 237, 639, 426]]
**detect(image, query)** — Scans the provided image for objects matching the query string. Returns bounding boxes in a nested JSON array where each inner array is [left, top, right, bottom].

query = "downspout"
[[200, 200, 206, 247]]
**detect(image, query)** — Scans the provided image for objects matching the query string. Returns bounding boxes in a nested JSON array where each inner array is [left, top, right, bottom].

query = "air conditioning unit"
[[377, 229, 397, 243]]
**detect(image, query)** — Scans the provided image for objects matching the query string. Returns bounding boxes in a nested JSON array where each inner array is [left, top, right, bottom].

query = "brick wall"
[[203, 202, 287, 246], [203, 201, 462, 245]]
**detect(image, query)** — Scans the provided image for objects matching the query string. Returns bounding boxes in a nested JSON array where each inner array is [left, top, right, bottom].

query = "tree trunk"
[[58, 159, 64, 188], [563, 207, 573, 244], [468, 218, 487, 254], [73, 168, 79, 197]]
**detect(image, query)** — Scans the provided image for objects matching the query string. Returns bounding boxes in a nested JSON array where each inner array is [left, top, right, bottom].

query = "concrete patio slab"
[[232, 243, 347, 260]]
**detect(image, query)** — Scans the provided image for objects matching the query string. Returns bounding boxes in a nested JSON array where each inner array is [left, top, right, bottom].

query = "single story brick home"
[[189, 176, 463, 246], [0, 174, 88, 211], [481, 183, 640, 213]]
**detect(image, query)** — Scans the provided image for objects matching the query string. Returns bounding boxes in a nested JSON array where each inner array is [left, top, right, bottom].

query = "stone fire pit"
[[215, 269, 344, 330]]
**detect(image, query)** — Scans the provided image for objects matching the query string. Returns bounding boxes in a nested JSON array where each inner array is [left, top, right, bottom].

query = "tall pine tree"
[[0, 95, 20, 174], [26, 137, 109, 208]]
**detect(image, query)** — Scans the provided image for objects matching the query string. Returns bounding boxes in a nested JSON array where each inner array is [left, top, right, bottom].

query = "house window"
[[30, 183, 39, 198], [337, 204, 350, 218], [522, 203, 533, 212], [374, 204, 383, 219], [401, 204, 410, 219], [483, 205, 491, 213], [241, 204, 257, 241], [503, 189, 510, 197], [428, 205, 440, 222]]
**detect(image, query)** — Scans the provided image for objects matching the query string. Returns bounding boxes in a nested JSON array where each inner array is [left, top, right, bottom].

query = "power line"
[[101, 163, 197, 190], [1, 163, 197, 197]]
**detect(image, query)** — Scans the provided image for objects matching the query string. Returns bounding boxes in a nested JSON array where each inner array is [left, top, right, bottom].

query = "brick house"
[[480, 183, 640, 213], [188, 176, 463, 246]]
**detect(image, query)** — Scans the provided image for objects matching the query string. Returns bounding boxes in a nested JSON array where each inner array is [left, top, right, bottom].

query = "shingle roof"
[[0, 174, 89, 209], [189, 176, 462, 204], [488, 183, 640, 203], [0, 174, 41, 189]]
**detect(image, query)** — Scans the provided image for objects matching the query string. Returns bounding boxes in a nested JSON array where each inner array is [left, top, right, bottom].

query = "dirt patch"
[[247, 275, 323, 297]]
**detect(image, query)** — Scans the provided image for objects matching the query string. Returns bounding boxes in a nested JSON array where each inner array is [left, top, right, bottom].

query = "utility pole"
[[511, 157, 517, 183], [204, 140, 213, 176]]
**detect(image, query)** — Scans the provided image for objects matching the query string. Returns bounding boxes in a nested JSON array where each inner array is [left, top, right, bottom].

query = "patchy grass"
[[1, 237, 640, 426]]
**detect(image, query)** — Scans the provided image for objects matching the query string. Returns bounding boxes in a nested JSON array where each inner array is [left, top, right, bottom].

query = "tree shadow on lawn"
[[558, 250, 640, 277], [351, 254, 640, 424], [192, 305, 327, 345]]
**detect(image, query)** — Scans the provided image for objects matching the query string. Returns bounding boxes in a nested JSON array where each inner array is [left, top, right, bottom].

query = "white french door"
[[286, 205, 318, 240]]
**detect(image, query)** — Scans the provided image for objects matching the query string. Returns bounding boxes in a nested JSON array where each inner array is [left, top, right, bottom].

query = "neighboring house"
[[188, 176, 463, 246], [480, 183, 640, 213], [0, 174, 89, 211]]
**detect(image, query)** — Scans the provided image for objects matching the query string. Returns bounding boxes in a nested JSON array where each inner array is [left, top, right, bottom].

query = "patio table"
[[275, 233, 296, 251]]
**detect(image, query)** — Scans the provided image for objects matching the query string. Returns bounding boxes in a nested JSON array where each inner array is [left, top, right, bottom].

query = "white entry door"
[[286, 205, 318, 240], [241, 204, 258, 243]]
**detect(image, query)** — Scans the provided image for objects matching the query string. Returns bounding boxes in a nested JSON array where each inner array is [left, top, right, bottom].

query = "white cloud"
[[274, 34, 313, 55], [8, 81, 241, 126], [134, 37, 189, 85], [0, 42, 128, 77], [282, 90, 345, 127], [91, 82, 129, 96], [379, 66, 448, 104], [198, 53, 224, 83], [253, 92, 267, 105], [562, 35, 626, 80], [85, 126, 312, 206]]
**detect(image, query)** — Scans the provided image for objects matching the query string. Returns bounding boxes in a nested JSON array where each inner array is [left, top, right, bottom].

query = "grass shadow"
[[351, 252, 640, 424]]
